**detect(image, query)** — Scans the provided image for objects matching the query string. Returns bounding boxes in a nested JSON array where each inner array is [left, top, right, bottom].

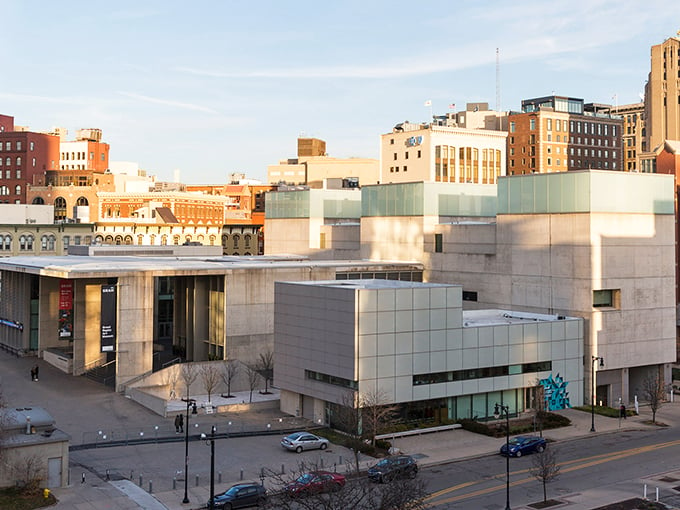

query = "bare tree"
[[200, 363, 221, 403], [246, 365, 261, 403], [530, 447, 560, 503], [162, 364, 181, 400], [360, 388, 397, 447], [262, 460, 428, 510], [221, 359, 239, 398], [334, 391, 363, 473], [642, 370, 666, 423], [11, 453, 46, 493], [180, 363, 198, 399], [258, 349, 274, 394]]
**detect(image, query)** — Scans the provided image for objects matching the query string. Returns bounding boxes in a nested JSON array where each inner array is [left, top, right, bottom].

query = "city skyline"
[[1, 0, 678, 184]]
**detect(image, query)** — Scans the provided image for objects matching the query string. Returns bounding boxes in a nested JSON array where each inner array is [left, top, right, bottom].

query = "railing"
[[162, 357, 182, 369], [375, 423, 461, 440]]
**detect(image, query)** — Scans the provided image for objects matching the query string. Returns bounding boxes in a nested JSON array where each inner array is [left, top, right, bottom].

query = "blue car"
[[500, 435, 546, 457]]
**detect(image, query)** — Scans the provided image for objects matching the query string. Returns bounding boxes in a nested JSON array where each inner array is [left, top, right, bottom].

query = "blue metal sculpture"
[[539, 373, 571, 410]]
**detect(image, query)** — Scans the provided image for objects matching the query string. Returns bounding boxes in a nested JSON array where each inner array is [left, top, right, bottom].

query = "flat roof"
[[463, 309, 578, 327], [0, 254, 423, 278], [284, 279, 455, 290]]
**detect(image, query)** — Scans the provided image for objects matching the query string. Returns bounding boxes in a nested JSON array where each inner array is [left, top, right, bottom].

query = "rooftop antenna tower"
[[496, 47, 501, 113]]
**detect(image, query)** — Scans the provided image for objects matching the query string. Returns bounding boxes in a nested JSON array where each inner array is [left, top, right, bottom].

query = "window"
[[31, 158, 35, 167], [593, 289, 620, 308], [16, 169, 21, 179], [462, 290, 478, 301], [5, 142, 10, 150], [63, 236, 70, 248], [19, 234, 34, 251], [0, 234, 11, 250], [547, 119, 552, 131], [30, 141, 34, 151], [16, 156, 21, 166], [390, 138, 394, 145], [529, 119, 536, 130], [509, 122, 516, 133], [16, 141, 22, 150], [14, 185, 21, 195], [405, 152, 409, 159], [417, 150, 421, 158], [434, 233, 443, 253], [393, 153, 397, 160]]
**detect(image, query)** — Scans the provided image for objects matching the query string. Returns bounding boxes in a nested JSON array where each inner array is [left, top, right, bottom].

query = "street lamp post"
[[590, 356, 604, 432], [494, 403, 511, 510], [202, 425, 216, 510], [181, 398, 196, 504]]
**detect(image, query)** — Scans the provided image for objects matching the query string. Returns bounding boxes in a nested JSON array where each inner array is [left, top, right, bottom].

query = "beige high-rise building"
[[642, 34, 680, 171]]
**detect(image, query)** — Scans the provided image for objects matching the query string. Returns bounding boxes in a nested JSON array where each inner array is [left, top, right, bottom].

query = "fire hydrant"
[[43, 488, 50, 499]]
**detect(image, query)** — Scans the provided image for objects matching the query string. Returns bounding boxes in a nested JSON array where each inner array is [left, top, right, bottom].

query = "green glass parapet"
[[362, 182, 497, 217], [497, 170, 675, 215]]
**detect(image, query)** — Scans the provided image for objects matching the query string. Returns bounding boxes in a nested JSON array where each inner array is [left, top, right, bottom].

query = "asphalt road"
[[423, 426, 680, 508]]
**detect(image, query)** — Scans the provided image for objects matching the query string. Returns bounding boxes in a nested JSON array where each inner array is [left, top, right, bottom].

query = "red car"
[[283, 471, 346, 496]]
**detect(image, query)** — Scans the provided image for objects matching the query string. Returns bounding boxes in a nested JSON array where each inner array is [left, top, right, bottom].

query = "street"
[[424, 427, 680, 508]]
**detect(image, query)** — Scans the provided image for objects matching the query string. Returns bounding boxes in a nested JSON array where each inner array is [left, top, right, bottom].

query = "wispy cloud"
[[118, 92, 218, 114]]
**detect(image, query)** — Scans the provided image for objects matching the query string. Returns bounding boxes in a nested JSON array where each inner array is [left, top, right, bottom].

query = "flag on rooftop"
[[424, 100, 432, 107], [449, 103, 456, 110]]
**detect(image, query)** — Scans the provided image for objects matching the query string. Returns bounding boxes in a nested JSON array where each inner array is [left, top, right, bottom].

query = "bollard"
[[130, 470, 134, 481], [81, 473, 85, 484], [339, 455, 343, 465], [320, 458, 324, 468], [240, 468, 244, 480], [149, 480, 153, 494], [219, 471, 222, 484], [644, 484, 648, 500], [334, 463, 337, 473], [656, 487, 659, 502], [281, 464, 285, 475], [173, 477, 176, 490], [106, 469, 110, 481], [139, 474, 143, 487], [196, 474, 199, 487]]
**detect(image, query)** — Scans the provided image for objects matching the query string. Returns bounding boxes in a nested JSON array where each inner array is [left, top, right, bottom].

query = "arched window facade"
[[41, 234, 56, 251], [124, 235, 133, 245], [0, 234, 11, 251], [14, 185, 21, 196], [32, 197, 45, 205], [233, 234, 240, 248], [114, 235, 123, 245], [76, 197, 89, 206], [54, 197, 67, 221], [19, 234, 34, 251]]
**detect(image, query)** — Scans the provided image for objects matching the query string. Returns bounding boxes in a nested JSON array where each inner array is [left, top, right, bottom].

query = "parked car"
[[283, 471, 346, 496], [207, 482, 266, 509], [280, 431, 329, 453], [499, 435, 547, 457], [367, 455, 418, 483]]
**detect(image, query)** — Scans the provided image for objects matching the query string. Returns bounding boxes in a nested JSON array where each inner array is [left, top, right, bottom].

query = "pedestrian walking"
[[30, 367, 35, 381], [174, 415, 181, 433], [178, 413, 184, 433], [33, 364, 39, 381], [620, 404, 627, 419]]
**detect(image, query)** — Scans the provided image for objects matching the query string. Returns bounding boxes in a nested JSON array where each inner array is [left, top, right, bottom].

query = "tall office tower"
[[643, 34, 680, 171]]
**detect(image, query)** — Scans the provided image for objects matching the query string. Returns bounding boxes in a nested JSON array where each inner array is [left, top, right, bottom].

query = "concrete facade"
[[357, 171, 676, 406], [0, 247, 422, 390], [275, 279, 583, 423]]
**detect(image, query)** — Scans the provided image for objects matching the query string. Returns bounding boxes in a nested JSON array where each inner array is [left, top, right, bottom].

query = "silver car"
[[281, 432, 329, 453]]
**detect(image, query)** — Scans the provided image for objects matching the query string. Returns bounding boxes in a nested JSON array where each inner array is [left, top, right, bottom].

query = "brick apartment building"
[[0, 114, 60, 204], [507, 96, 623, 175]]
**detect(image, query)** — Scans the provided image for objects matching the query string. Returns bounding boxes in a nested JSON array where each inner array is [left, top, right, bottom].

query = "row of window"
[[0, 185, 21, 195], [511, 120, 618, 138], [392, 150, 422, 160], [0, 169, 21, 178], [413, 361, 553, 386], [305, 369, 358, 390], [0, 156, 35, 167], [0, 141, 35, 151], [509, 158, 617, 170]]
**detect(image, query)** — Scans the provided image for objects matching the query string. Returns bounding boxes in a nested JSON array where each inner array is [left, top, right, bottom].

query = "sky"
[[1, 0, 679, 184]]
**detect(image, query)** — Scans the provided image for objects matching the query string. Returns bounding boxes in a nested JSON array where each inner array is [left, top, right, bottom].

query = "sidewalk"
[[50, 401, 680, 510]]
